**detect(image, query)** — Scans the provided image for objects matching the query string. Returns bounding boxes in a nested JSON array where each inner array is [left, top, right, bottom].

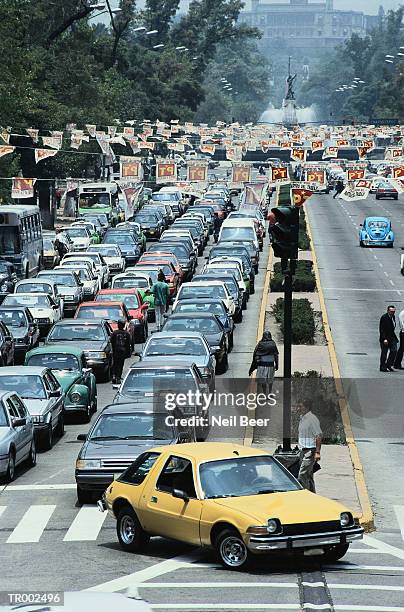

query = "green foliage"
[[272, 297, 316, 345], [302, 8, 404, 122], [270, 261, 316, 293], [299, 210, 310, 251]]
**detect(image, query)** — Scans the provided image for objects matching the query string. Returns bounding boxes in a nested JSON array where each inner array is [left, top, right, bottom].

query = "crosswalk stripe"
[[63, 505, 108, 542], [7, 505, 56, 543], [0, 506, 6, 520], [394, 505, 404, 543]]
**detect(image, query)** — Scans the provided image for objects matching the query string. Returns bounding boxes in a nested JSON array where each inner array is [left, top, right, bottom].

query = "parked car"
[[75, 300, 136, 348], [0, 260, 18, 303], [0, 367, 64, 450], [359, 217, 394, 247], [134, 211, 164, 240], [57, 263, 99, 300], [0, 306, 39, 362], [25, 346, 97, 422], [101, 443, 364, 568], [135, 260, 180, 299], [45, 319, 114, 382], [0, 391, 36, 482], [2, 292, 62, 337], [37, 270, 84, 315], [75, 402, 196, 503], [96, 289, 149, 343], [71, 220, 101, 243], [102, 230, 141, 266], [59, 226, 94, 251], [0, 320, 15, 366]]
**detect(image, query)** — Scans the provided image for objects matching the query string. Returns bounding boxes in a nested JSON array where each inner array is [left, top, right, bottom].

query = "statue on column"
[[285, 73, 297, 101]]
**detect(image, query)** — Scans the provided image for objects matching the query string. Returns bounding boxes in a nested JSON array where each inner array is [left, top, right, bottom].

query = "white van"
[[218, 218, 259, 250]]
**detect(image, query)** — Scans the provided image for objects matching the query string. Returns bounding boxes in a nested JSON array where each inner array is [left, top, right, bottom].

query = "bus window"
[[0, 226, 20, 255]]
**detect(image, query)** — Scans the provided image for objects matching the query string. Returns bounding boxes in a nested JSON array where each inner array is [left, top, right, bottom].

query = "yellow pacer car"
[[100, 443, 363, 569]]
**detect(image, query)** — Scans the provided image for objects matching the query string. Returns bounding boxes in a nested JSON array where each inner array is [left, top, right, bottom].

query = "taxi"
[[100, 443, 363, 569]]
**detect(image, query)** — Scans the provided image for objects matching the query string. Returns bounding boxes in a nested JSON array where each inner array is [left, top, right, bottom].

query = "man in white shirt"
[[394, 308, 404, 369], [297, 401, 322, 492]]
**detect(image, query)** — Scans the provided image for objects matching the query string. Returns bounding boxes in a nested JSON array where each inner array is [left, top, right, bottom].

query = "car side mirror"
[[77, 434, 87, 441], [172, 488, 189, 502], [83, 367, 92, 374], [49, 389, 62, 398], [12, 417, 26, 427]]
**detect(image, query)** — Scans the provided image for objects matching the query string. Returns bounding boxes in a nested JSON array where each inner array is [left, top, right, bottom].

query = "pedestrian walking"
[[333, 179, 344, 199], [110, 319, 132, 384], [150, 271, 170, 332], [296, 400, 322, 493], [394, 307, 404, 369], [213, 212, 221, 243], [249, 331, 279, 393], [379, 305, 398, 372]]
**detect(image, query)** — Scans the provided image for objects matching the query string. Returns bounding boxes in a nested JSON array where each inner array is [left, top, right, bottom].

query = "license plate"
[[304, 548, 325, 556]]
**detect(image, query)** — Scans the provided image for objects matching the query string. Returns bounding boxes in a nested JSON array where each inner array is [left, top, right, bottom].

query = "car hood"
[[57, 287, 79, 296], [142, 354, 209, 368], [82, 438, 173, 458], [46, 339, 106, 351], [22, 398, 51, 416], [27, 307, 52, 318], [9, 326, 28, 339], [211, 490, 346, 524], [365, 224, 390, 239], [53, 370, 82, 391]]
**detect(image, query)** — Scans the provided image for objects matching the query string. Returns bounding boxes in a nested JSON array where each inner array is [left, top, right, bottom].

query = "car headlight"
[[0, 282, 8, 292], [76, 459, 101, 469], [340, 512, 353, 527], [267, 518, 281, 534], [70, 391, 82, 403], [86, 351, 107, 358]]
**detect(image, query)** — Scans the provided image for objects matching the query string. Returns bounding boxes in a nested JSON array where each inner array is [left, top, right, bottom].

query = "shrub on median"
[[299, 209, 311, 251], [270, 260, 316, 292], [271, 297, 316, 344]]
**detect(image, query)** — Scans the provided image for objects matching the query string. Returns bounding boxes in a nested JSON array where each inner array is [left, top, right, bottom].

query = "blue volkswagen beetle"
[[359, 217, 394, 247]]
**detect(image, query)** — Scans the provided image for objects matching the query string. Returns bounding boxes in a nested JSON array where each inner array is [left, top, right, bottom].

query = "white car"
[[2, 292, 62, 336], [14, 278, 64, 312], [63, 251, 109, 288], [87, 244, 126, 277], [173, 281, 235, 317], [60, 253, 103, 286], [55, 264, 99, 300], [111, 271, 152, 292], [59, 226, 92, 251], [204, 260, 247, 293]]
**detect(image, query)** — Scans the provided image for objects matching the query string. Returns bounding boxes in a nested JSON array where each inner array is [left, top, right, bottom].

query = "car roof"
[[0, 366, 48, 376], [27, 345, 84, 357], [149, 442, 269, 461], [5, 292, 49, 298], [16, 278, 56, 285], [0, 305, 29, 312], [365, 216, 390, 222], [148, 331, 206, 339], [167, 312, 216, 319], [180, 280, 226, 287], [129, 361, 195, 370], [98, 288, 140, 294], [52, 318, 107, 326], [101, 403, 169, 416], [175, 298, 225, 305], [79, 301, 123, 307]]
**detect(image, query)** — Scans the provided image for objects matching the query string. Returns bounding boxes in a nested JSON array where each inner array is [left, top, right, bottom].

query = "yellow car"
[[100, 443, 363, 569]]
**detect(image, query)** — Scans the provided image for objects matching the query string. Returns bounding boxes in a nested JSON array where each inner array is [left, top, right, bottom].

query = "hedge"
[[271, 297, 316, 344], [270, 260, 316, 292], [299, 209, 311, 251]]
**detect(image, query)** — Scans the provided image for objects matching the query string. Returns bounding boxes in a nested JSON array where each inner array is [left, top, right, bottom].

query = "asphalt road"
[[306, 190, 404, 531]]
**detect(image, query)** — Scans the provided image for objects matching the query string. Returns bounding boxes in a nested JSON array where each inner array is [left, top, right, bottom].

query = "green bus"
[[78, 182, 119, 226], [0, 205, 43, 278]]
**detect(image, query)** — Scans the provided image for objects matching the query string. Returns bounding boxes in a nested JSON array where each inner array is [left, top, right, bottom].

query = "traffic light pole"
[[282, 259, 295, 452]]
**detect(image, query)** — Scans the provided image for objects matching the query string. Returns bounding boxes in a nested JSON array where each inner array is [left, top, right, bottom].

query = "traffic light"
[[269, 206, 299, 260]]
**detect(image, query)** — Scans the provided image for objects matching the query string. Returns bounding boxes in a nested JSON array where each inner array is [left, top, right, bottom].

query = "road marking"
[[4, 484, 76, 491], [7, 505, 56, 543], [390, 280, 395, 286], [323, 288, 400, 293], [363, 534, 404, 561], [138, 583, 298, 588], [394, 506, 404, 543], [325, 564, 404, 572], [63, 505, 108, 542], [151, 606, 300, 610], [335, 607, 404, 612], [0, 507, 6, 519]]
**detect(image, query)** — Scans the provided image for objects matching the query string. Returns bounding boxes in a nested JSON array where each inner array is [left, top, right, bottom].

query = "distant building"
[[239, 0, 381, 57]]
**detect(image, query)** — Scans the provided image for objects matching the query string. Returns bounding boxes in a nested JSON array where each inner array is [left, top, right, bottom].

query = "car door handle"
[[150, 496, 158, 503]]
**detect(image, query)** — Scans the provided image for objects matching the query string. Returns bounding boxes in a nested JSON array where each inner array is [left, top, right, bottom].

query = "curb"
[[305, 205, 375, 532]]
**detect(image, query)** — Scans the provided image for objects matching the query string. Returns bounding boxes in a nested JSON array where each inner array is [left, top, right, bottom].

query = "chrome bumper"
[[247, 526, 364, 552]]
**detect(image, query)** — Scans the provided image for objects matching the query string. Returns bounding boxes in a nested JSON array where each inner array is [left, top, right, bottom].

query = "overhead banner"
[[240, 182, 268, 209], [311, 141, 324, 152], [291, 148, 306, 162], [347, 168, 366, 181], [34, 148, 58, 163], [305, 169, 325, 185], [186, 161, 208, 183], [392, 167, 404, 179], [156, 159, 178, 184], [322, 147, 339, 159], [226, 146, 243, 162], [85, 124, 96, 137], [271, 166, 290, 184], [121, 183, 143, 219], [11, 177, 36, 199], [384, 147, 402, 161], [27, 128, 39, 142], [120, 156, 143, 181], [0, 145, 15, 158], [340, 180, 372, 201], [291, 187, 314, 208], [231, 163, 251, 186], [42, 135, 62, 150]]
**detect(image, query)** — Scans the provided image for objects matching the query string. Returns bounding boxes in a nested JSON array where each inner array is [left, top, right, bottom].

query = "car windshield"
[[64, 228, 88, 238], [201, 275, 238, 295], [145, 337, 206, 357], [27, 353, 80, 370], [90, 413, 172, 440], [90, 246, 119, 257], [16, 282, 52, 294], [104, 234, 134, 245], [43, 238, 54, 250], [135, 268, 159, 282], [3, 295, 49, 307], [0, 310, 27, 327], [136, 214, 158, 223], [179, 285, 226, 300], [113, 277, 148, 289], [175, 302, 225, 316], [48, 324, 105, 341], [138, 264, 171, 276], [220, 227, 255, 241], [368, 220, 388, 228], [97, 293, 139, 309], [0, 375, 46, 399], [199, 456, 300, 499], [75, 269, 91, 281], [121, 368, 195, 394], [77, 306, 123, 321], [152, 193, 175, 201], [164, 317, 220, 334], [79, 193, 111, 208], [41, 274, 76, 287]]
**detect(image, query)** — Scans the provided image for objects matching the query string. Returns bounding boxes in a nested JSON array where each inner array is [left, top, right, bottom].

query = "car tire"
[[91, 394, 98, 413], [27, 440, 37, 467], [76, 485, 94, 505], [359, 240, 364, 247], [216, 353, 229, 375], [234, 309, 243, 324], [250, 283, 255, 295], [322, 543, 349, 563], [215, 528, 250, 570], [254, 264, 259, 274], [56, 412, 65, 438], [4, 450, 16, 483], [117, 506, 150, 553], [42, 424, 53, 451]]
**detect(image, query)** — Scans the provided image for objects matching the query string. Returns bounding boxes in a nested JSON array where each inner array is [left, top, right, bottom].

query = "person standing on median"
[[249, 331, 279, 394], [379, 305, 398, 372], [296, 400, 322, 493], [110, 319, 132, 385], [150, 271, 170, 332]]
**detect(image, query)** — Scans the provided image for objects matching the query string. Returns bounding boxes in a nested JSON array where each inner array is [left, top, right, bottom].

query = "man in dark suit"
[[379, 305, 398, 372]]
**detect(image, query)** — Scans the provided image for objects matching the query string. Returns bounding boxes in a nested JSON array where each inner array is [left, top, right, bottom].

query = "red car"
[[95, 289, 149, 342], [74, 301, 138, 348], [138, 252, 184, 282], [135, 260, 180, 298]]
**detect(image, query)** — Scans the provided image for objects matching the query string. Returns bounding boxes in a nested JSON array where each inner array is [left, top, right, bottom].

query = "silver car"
[[37, 270, 84, 314], [0, 367, 64, 451], [0, 391, 36, 482]]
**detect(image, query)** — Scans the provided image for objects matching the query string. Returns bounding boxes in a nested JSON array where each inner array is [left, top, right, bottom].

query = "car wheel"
[[91, 394, 98, 413], [254, 264, 259, 274], [215, 529, 250, 570], [359, 240, 364, 247], [27, 440, 37, 467], [216, 353, 229, 375], [76, 485, 94, 505], [322, 543, 349, 563], [42, 424, 53, 451], [117, 506, 150, 553], [56, 412, 65, 438], [234, 309, 243, 324], [4, 450, 16, 483], [250, 283, 255, 295], [141, 323, 147, 343]]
